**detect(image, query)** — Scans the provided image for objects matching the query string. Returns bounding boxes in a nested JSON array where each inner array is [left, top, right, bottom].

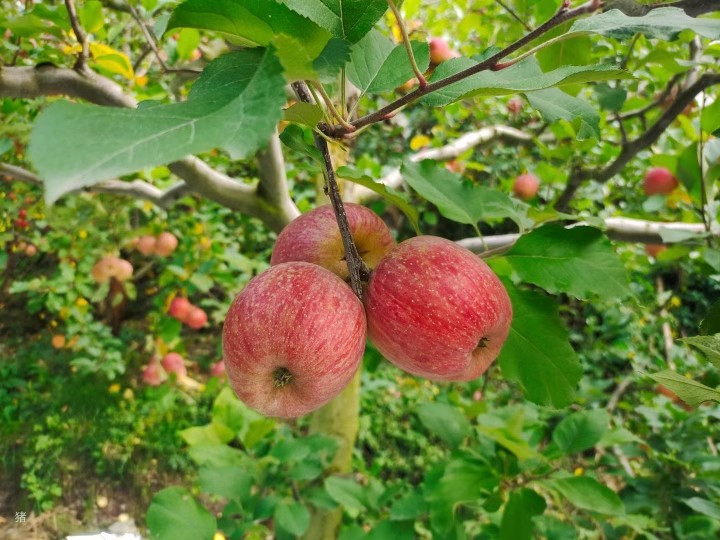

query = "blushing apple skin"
[[162, 352, 187, 377], [155, 232, 178, 257], [223, 262, 366, 418], [429, 38, 458, 65], [169, 296, 192, 321], [644, 167, 678, 195], [136, 235, 157, 256], [142, 361, 164, 386], [645, 244, 667, 258], [270, 203, 395, 281], [512, 173, 540, 200], [185, 307, 207, 329], [365, 236, 512, 381]]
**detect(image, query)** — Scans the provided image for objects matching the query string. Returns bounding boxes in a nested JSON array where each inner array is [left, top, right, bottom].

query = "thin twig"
[[311, 81, 356, 131], [698, 90, 710, 240], [620, 33, 639, 70], [292, 82, 370, 298], [64, 0, 89, 70], [495, 0, 533, 31], [386, 0, 427, 87]]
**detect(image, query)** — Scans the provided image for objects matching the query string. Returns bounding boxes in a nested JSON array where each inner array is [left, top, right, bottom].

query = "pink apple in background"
[[136, 235, 157, 256], [24, 244, 37, 256], [114, 259, 134, 281], [155, 232, 178, 257], [643, 167, 678, 195], [271, 203, 395, 281], [645, 244, 667, 258], [169, 296, 192, 321], [223, 262, 366, 418], [142, 361, 165, 386], [429, 38, 459, 65], [365, 236, 512, 381], [210, 360, 226, 378], [185, 306, 207, 329], [162, 352, 188, 378], [512, 173, 540, 200], [91, 256, 133, 283], [507, 97, 523, 115]]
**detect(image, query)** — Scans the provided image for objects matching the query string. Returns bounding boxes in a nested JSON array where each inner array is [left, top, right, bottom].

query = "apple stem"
[[386, 0, 428, 88], [291, 82, 371, 299]]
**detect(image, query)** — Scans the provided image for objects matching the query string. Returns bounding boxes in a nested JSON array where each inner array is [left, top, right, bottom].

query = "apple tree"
[[2, 0, 720, 538]]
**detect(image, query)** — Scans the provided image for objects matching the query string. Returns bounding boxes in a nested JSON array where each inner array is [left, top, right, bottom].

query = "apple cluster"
[[91, 255, 134, 283], [169, 296, 207, 330], [131, 232, 178, 257], [222, 204, 512, 419], [142, 352, 187, 386]]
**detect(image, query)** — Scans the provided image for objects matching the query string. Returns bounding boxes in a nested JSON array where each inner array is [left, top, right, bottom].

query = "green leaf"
[[416, 402, 470, 448], [284, 102, 324, 128], [506, 225, 631, 301], [701, 99, 720, 135], [402, 159, 530, 230], [500, 489, 546, 540], [176, 28, 200, 60], [279, 0, 388, 44], [147, 487, 217, 540], [527, 87, 600, 140], [676, 142, 702, 203], [368, 520, 415, 540], [180, 421, 234, 445], [274, 500, 310, 536], [683, 497, 720, 520], [682, 335, 720, 369], [390, 493, 427, 521], [552, 409, 609, 454], [346, 29, 430, 94], [498, 284, 582, 408], [647, 370, 720, 407], [595, 83, 627, 112], [337, 166, 420, 233], [700, 301, 720, 335], [29, 49, 286, 204], [570, 8, 720, 41], [198, 466, 253, 502], [280, 124, 323, 163], [547, 476, 625, 516], [423, 56, 628, 106], [79, 0, 103, 33], [212, 386, 251, 434], [324, 476, 366, 517], [187, 444, 246, 467]]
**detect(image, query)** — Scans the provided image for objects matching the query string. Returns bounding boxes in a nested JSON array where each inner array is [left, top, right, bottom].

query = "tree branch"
[[256, 131, 302, 225], [64, 0, 89, 70]]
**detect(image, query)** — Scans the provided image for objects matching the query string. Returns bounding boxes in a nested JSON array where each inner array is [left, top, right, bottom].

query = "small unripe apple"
[[365, 236, 512, 381], [162, 352, 188, 378], [169, 296, 192, 321], [645, 244, 667, 258], [507, 97, 523, 115], [142, 361, 165, 386], [185, 306, 207, 329], [643, 167, 678, 195], [512, 173, 540, 200], [136, 235, 157, 256], [429, 38, 459, 65], [223, 262, 366, 418], [155, 232, 178, 257], [397, 78, 417, 93], [210, 360, 226, 378], [24, 244, 37, 256], [271, 203, 395, 281]]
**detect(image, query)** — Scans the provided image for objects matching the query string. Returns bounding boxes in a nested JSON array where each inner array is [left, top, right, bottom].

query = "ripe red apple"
[[18, 208, 27, 219], [645, 244, 667, 258], [365, 236, 512, 381], [155, 232, 178, 257], [643, 167, 678, 195], [142, 361, 165, 386], [271, 203, 395, 281], [162, 352, 188, 378], [223, 262, 366, 418], [210, 360, 226, 378], [185, 306, 207, 329], [169, 296, 192, 321], [507, 97, 523, 115], [136, 235, 157, 256], [512, 173, 540, 200], [429, 38, 459, 65]]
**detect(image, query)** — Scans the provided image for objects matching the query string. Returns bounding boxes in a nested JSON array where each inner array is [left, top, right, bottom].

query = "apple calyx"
[[273, 367, 293, 388]]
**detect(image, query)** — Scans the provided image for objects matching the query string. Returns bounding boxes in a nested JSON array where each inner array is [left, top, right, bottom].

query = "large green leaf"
[[324, 476, 367, 517], [498, 284, 582, 408], [402, 159, 531, 231], [346, 29, 430, 94], [274, 500, 310, 536], [29, 49, 286, 204], [147, 487, 217, 540], [279, 0, 388, 44], [416, 402, 471, 448], [526, 87, 600, 140], [647, 370, 720, 407], [500, 489, 546, 540], [546, 476, 625, 516], [570, 8, 720, 41], [505, 225, 632, 301], [681, 335, 720, 369], [700, 301, 720, 335], [552, 409, 609, 454], [198, 466, 253, 502], [422, 56, 627, 106]]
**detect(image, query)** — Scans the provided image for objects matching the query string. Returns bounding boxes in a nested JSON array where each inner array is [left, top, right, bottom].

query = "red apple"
[[185, 306, 207, 329], [645, 244, 667, 258], [507, 97, 523, 115], [18, 208, 27, 219], [365, 236, 512, 381], [162, 352, 188, 378], [136, 235, 157, 256], [512, 173, 540, 200], [644, 167, 678, 195], [155, 232, 178, 257], [222, 262, 366, 418], [271, 203, 395, 281], [142, 361, 165, 386], [169, 296, 192, 321], [429, 38, 459, 65], [210, 360, 226, 378]]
